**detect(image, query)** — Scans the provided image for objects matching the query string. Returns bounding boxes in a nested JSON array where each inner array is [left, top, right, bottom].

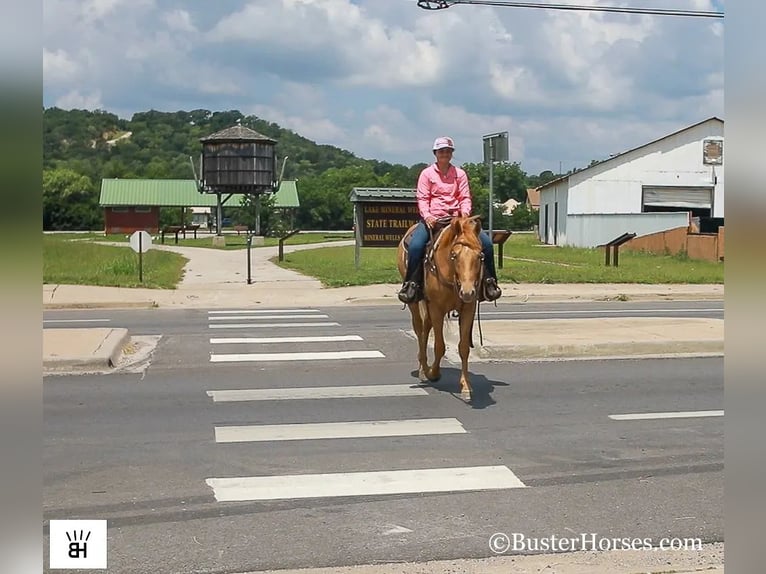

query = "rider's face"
[[435, 148, 453, 160]]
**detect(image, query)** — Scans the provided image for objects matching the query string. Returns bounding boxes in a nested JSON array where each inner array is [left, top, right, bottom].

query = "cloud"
[[55, 89, 104, 111], [41, 0, 724, 174]]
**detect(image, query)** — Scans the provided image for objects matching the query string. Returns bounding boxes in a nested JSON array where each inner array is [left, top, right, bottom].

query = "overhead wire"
[[415, 0, 724, 18]]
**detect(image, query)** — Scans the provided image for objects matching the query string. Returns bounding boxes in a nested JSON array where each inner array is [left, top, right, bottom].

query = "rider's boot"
[[480, 267, 502, 302], [398, 262, 423, 304]]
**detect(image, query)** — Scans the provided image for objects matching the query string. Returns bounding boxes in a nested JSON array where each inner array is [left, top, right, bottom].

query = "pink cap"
[[432, 136, 455, 151]]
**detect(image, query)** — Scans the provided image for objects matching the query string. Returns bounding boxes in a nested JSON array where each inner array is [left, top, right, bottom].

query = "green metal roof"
[[273, 180, 299, 208], [349, 187, 416, 202], [98, 179, 274, 207]]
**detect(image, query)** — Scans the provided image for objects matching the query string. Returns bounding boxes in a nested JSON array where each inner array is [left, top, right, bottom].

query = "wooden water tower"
[[199, 123, 277, 235]]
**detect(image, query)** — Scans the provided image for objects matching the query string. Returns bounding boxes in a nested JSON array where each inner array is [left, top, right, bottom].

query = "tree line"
[[43, 107, 562, 233]]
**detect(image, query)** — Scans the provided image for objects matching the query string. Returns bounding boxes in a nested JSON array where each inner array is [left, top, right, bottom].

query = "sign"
[[358, 202, 420, 247], [483, 131, 509, 164], [129, 230, 152, 253], [703, 138, 723, 165]]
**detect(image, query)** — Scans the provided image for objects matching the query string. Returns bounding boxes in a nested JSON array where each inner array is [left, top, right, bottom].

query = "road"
[[43, 302, 723, 573]]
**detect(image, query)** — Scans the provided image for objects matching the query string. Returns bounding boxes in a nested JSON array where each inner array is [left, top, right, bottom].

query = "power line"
[[416, 0, 724, 18]]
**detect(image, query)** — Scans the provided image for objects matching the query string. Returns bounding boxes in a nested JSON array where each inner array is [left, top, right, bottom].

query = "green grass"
[[44, 231, 353, 250], [43, 235, 188, 288], [276, 233, 724, 287]]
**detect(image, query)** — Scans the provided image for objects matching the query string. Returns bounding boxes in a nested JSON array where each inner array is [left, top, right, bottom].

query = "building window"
[[135, 206, 152, 213], [111, 207, 128, 212]]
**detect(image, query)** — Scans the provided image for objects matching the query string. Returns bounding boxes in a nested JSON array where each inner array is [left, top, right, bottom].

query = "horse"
[[397, 215, 485, 402]]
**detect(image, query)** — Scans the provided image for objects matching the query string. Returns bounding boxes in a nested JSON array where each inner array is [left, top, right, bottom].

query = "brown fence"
[[622, 226, 724, 262]]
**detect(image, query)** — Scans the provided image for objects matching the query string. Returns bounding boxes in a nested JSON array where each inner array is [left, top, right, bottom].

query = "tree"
[[43, 168, 101, 230]]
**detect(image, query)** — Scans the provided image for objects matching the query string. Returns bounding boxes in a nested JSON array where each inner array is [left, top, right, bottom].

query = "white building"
[[538, 117, 724, 247]]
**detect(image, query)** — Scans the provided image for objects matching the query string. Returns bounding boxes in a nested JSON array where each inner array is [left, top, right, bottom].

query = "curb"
[[474, 339, 725, 361], [43, 301, 158, 310], [43, 328, 130, 372]]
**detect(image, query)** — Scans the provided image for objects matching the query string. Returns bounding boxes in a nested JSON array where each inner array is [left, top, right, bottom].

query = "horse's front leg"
[[457, 304, 476, 402], [409, 303, 430, 380], [427, 306, 446, 382]]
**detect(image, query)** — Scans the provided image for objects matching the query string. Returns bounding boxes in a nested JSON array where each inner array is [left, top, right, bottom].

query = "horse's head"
[[447, 216, 484, 303]]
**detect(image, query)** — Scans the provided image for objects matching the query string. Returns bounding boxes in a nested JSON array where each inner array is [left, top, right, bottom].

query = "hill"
[[43, 107, 547, 231]]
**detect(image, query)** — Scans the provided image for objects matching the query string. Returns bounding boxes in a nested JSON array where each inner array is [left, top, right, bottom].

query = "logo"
[[49, 520, 107, 569]]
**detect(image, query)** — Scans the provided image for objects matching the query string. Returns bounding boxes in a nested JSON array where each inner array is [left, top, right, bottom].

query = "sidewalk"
[[43, 240, 724, 372]]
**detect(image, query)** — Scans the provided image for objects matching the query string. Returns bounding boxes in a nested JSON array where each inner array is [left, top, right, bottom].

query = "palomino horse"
[[397, 215, 484, 402]]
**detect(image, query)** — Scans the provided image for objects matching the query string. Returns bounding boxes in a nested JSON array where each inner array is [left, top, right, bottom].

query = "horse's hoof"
[[460, 390, 472, 403], [427, 371, 441, 382]]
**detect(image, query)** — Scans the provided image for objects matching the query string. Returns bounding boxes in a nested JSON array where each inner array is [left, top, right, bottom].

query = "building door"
[[642, 186, 713, 217], [553, 202, 559, 245], [544, 204, 550, 244]]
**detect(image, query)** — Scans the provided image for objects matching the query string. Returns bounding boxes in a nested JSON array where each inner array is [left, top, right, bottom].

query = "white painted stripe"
[[484, 308, 723, 316], [210, 335, 363, 345], [609, 410, 724, 421], [208, 309, 320, 314], [206, 465, 526, 502], [43, 319, 111, 323], [207, 384, 428, 402], [209, 322, 340, 329], [209, 314, 329, 321], [210, 350, 384, 363], [215, 418, 465, 443]]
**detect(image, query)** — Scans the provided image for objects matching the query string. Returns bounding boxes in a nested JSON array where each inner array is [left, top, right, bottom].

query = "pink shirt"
[[416, 163, 472, 220]]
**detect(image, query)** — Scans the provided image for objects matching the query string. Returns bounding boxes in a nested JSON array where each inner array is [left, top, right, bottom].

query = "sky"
[[42, 0, 724, 175]]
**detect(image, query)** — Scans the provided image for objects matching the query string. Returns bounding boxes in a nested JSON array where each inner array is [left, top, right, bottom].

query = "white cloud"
[[55, 89, 104, 110], [41, 0, 725, 174], [43, 48, 80, 84]]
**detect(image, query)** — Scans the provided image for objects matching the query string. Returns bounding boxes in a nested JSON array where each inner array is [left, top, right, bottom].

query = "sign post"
[[482, 132, 509, 237], [129, 230, 152, 283]]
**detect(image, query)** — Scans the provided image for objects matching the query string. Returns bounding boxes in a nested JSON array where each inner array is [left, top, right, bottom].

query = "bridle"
[[435, 237, 484, 295]]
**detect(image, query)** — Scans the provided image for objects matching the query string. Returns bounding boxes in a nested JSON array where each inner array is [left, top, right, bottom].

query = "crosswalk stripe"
[[206, 465, 526, 502], [208, 309, 321, 314], [209, 314, 329, 321], [206, 384, 428, 402], [210, 335, 363, 344], [214, 418, 465, 443], [210, 350, 384, 362], [609, 410, 724, 420], [209, 322, 340, 329]]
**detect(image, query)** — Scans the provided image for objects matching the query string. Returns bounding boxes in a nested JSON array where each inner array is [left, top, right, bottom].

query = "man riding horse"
[[398, 136, 502, 304]]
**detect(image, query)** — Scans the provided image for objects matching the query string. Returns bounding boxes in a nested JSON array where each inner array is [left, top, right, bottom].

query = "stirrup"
[[398, 281, 420, 304], [483, 278, 502, 302]]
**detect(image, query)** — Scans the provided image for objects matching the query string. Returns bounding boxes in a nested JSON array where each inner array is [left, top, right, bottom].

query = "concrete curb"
[[475, 339, 725, 360], [43, 301, 158, 310], [43, 328, 130, 372]]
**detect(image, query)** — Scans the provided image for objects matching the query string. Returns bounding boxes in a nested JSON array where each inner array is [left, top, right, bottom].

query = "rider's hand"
[[425, 216, 437, 228]]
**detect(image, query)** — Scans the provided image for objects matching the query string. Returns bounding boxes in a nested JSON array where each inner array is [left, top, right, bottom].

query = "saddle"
[[401, 217, 453, 274]]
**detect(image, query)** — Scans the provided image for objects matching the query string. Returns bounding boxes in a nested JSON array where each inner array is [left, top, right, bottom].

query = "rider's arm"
[[456, 169, 472, 216], [417, 168, 434, 221]]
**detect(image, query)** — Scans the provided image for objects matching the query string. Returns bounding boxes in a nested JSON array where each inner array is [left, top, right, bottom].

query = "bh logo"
[[66, 529, 90, 559], [49, 520, 107, 569]]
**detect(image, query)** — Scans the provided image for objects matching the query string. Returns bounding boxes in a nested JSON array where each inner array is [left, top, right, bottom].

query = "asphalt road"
[[42, 299, 724, 336], [43, 304, 723, 573]]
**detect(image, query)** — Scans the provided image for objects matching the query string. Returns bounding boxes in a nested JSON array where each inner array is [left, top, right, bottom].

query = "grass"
[[43, 235, 188, 289], [43, 231, 724, 289], [45, 231, 353, 250], [276, 233, 724, 287]]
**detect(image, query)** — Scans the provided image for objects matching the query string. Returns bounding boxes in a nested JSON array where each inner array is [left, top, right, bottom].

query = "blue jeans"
[[405, 221, 497, 281]]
